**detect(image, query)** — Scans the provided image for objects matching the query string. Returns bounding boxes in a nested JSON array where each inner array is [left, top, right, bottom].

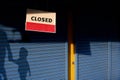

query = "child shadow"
[[13, 47, 31, 80]]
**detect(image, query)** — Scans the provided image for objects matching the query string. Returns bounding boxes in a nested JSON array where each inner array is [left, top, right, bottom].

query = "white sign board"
[[25, 9, 56, 33]]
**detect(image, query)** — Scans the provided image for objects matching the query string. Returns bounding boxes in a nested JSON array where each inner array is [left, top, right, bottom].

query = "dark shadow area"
[[26, 9, 53, 14], [0, 75, 2, 80], [74, 15, 119, 55], [0, 29, 13, 80], [76, 40, 91, 55], [73, 0, 120, 55], [13, 47, 31, 80]]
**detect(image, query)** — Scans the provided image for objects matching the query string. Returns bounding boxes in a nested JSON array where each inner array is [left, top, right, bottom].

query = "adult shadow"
[[13, 47, 31, 80], [0, 28, 13, 80]]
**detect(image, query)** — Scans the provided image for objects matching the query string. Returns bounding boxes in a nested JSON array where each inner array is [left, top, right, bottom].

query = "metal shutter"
[[0, 24, 68, 80], [5, 43, 68, 80], [76, 40, 108, 80], [111, 42, 120, 80]]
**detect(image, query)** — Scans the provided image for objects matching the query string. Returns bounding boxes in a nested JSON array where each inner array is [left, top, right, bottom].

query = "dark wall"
[[0, 0, 68, 42], [73, 0, 120, 41], [0, 0, 119, 42]]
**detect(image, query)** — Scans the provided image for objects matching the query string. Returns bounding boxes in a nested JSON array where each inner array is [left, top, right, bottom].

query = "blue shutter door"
[[5, 43, 68, 80], [111, 42, 120, 80], [76, 41, 108, 80]]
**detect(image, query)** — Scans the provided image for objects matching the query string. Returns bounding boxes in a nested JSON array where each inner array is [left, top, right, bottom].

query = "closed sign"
[[25, 9, 56, 33]]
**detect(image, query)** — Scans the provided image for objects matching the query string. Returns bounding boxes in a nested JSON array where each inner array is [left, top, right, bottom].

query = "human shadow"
[[0, 28, 13, 80], [13, 47, 31, 80], [0, 74, 2, 80]]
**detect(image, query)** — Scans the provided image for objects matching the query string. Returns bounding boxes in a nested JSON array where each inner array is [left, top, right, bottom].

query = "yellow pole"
[[68, 13, 76, 80]]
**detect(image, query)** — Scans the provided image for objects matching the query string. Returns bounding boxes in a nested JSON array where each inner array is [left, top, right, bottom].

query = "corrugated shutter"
[[76, 40, 108, 80], [111, 42, 120, 80], [5, 43, 68, 80], [0, 23, 68, 80]]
